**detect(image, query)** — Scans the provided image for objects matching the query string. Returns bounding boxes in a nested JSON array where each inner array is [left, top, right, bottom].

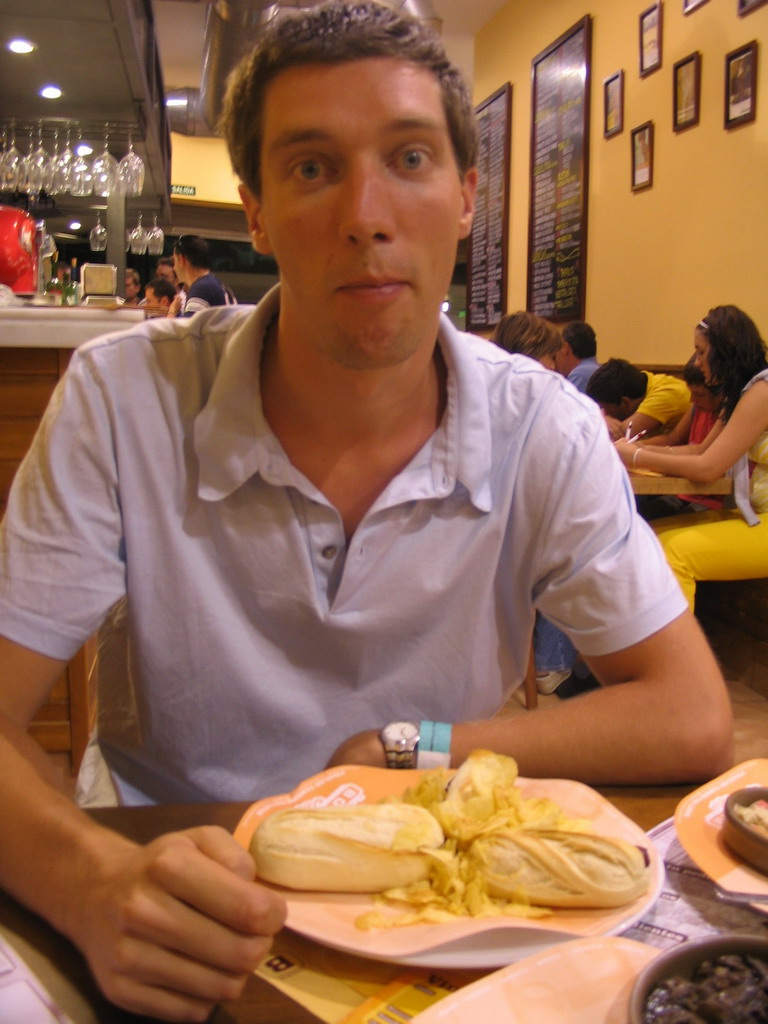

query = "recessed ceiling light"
[[69, 221, 82, 231], [76, 142, 93, 156], [8, 38, 37, 54], [40, 85, 62, 99]]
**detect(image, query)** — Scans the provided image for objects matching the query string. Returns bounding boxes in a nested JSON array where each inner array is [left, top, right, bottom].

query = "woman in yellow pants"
[[614, 305, 768, 611]]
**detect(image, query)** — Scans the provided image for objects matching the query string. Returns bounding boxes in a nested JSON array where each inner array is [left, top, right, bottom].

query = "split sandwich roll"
[[251, 804, 445, 893], [471, 828, 650, 908]]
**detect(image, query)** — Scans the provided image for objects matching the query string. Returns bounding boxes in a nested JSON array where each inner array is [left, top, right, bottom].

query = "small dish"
[[723, 787, 768, 876], [627, 934, 768, 1024]]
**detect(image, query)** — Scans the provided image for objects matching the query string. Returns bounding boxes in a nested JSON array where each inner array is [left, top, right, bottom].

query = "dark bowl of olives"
[[722, 786, 768, 876], [627, 934, 768, 1024]]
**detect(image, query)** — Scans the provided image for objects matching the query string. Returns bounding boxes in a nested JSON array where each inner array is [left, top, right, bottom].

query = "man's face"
[[239, 57, 476, 371], [156, 263, 177, 287], [145, 286, 169, 310], [601, 396, 638, 421], [554, 340, 573, 376], [172, 252, 188, 287], [124, 273, 140, 302]]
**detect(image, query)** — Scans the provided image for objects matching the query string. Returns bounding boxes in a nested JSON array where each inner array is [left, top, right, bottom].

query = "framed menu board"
[[527, 16, 592, 322], [467, 83, 512, 333]]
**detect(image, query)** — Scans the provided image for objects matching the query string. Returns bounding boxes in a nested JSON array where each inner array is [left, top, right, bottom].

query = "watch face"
[[381, 721, 419, 750]]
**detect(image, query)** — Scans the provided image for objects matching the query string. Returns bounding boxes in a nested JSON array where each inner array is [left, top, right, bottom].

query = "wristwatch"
[[379, 721, 420, 769]]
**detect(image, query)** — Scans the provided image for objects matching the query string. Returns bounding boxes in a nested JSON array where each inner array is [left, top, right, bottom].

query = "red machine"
[[0, 205, 38, 292]]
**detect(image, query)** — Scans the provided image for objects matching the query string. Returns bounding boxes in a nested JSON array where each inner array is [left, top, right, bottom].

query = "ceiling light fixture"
[[69, 221, 82, 231], [8, 38, 37, 54], [76, 142, 93, 156], [40, 85, 62, 99]]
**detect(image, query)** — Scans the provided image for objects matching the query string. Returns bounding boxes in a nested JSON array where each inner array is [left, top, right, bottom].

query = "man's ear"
[[239, 184, 273, 256], [457, 167, 478, 241]]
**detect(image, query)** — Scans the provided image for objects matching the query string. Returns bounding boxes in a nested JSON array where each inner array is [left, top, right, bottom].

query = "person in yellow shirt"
[[587, 357, 691, 441]]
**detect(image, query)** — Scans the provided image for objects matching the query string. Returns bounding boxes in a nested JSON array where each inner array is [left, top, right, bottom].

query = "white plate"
[[235, 766, 664, 969], [413, 937, 660, 1023]]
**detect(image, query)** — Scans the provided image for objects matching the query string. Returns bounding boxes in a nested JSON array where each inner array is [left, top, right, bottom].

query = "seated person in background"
[[634, 359, 725, 521], [169, 235, 235, 317], [0, 3, 732, 1019], [556, 320, 600, 394], [587, 357, 691, 441], [615, 305, 768, 611], [123, 267, 142, 307], [142, 276, 177, 318], [491, 309, 562, 367], [153, 255, 180, 291], [492, 311, 599, 699]]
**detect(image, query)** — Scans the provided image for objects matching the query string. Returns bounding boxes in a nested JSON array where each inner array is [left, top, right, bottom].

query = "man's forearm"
[[0, 715, 132, 942]]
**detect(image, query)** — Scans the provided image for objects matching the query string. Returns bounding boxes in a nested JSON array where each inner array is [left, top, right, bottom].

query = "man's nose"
[[336, 164, 395, 244]]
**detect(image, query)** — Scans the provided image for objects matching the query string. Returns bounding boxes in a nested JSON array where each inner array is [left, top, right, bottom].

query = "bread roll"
[[470, 828, 650, 908], [251, 803, 445, 893]]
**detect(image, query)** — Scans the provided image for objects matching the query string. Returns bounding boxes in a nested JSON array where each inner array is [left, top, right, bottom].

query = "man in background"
[[142, 276, 177, 317], [153, 256, 179, 291], [123, 267, 142, 307], [587, 356, 691, 440], [169, 235, 235, 316], [556, 320, 600, 393]]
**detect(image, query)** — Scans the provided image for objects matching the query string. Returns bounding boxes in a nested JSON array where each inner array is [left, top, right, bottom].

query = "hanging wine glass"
[[89, 212, 108, 252], [146, 214, 165, 256], [70, 132, 94, 197], [41, 128, 59, 195], [1, 122, 22, 192], [129, 212, 148, 255], [52, 124, 74, 195], [24, 123, 48, 200], [18, 127, 38, 195], [117, 130, 144, 197], [91, 124, 119, 197]]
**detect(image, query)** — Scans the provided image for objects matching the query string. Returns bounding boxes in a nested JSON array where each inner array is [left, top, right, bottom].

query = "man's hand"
[[326, 729, 385, 769], [604, 414, 625, 441], [69, 826, 286, 1022]]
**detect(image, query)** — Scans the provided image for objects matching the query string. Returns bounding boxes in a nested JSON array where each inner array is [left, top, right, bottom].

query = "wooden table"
[[0, 788, 693, 1024], [629, 470, 733, 495]]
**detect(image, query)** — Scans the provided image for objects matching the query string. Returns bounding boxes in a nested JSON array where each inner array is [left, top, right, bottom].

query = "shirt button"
[[321, 545, 337, 559]]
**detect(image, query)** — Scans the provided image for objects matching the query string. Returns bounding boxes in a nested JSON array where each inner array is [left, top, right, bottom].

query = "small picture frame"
[[604, 70, 624, 137], [673, 52, 702, 131], [739, 0, 768, 15], [725, 40, 758, 128], [640, 2, 663, 78], [631, 121, 654, 190], [683, 0, 709, 12]]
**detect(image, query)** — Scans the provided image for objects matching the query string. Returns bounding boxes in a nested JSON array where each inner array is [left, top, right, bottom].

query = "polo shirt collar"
[[194, 285, 492, 511]]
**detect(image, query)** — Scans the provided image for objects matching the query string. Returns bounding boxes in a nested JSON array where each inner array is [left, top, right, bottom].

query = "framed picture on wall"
[[604, 70, 624, 137], [725, 40, 758, 127], [683, 0, 709, 12], [673, 52, 702, 130], [739, 0, 768, 14], [631, 121, 654, 190], [640, 2, 663, 77]]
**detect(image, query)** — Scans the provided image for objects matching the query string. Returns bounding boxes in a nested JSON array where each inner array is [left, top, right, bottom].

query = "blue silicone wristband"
[[417, 720, 452, 769]]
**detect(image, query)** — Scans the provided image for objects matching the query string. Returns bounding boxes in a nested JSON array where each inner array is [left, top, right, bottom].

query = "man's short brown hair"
[[220, 0, 478, 198]]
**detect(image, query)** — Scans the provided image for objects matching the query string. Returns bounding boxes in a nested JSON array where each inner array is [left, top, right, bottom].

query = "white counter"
[[0, 306, 145, 349]]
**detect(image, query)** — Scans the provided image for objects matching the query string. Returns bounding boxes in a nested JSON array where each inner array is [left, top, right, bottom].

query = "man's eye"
[[401, 150, 424, 170], [296, 160, 322, 180]]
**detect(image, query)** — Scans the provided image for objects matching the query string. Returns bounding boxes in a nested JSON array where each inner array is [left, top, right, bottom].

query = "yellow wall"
[[170, 132, 241, 206], [474, 0, 768, 364]]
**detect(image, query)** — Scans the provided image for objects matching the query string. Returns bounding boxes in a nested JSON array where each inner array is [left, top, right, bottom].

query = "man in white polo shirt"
[[0, 2, 732, 1019]]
